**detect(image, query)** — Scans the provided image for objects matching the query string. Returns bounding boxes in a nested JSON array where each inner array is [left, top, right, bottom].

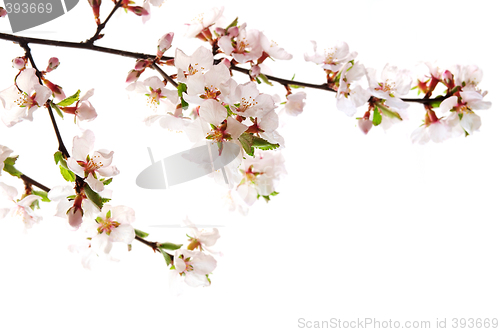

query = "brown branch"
[[18, 40, 70, 158], [85, 0, 124, 45], [151, 62, 178, 88], [0, 33, 446, 106], [20, 174, 51, 192]]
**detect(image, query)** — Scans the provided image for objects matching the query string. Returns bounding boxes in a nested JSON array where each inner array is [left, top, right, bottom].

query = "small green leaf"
[[54, 151, 63, 165], [372, 106, 382, 126], [3, 163, 22, 178], [255, 76, 261, 84], [159, 248, 172, 266], [51, 102, 64, 119], [106, 209, 111, 219], [258, 74, 273, 86], [84, 183, 103, 209], [102, 178, 113, 185], [252, 137, 280, 151], [225, 17, 238, 30], [238, 133, 254, 156], [134, 229, 149, 238], [57, 90, 81, 107], [177, 83, 189, 110], [429, 98, 443, 109], [377, 103, 402, 121], [4, 156, 18, 166], [159, 242, 183, 250], [33, 190, 50, 202], [59, 165, 76, 182], [101, 198, 112, 204]]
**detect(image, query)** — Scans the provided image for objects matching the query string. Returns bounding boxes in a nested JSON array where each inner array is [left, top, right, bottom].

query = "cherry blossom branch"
[[134, 234, 159, 250], [85, 0, 124, 45], [20, 174, 51, 192], [18, 40, 71, 158], [0, 33, 446, 106], [151, 62, 178, 88]]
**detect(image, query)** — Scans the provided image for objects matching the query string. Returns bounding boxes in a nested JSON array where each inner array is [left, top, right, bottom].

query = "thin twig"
[[151, 62, 178, 88], [20, 174, 51, 192], [18, 41, 71, 158], [85, 0, 124, 44]]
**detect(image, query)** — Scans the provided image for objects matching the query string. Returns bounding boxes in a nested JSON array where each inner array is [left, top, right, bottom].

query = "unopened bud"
[[46, 57, 60, 72], [157, 32, 174, 58], [88, 0, 101, 25], [12, 57, 27, 70], [134, 59, 151, 71], [358, 118, 373, 135], [129, 6, 149, 16], [126, 69, 142, 83], [0, 7, 7, 18]]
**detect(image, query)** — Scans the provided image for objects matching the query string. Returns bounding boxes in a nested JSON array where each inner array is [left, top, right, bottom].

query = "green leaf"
[[255, 76, 261, 84], [54, 151, 63, 165], [84, 183, 103, 209], [159, 242, 183, 250], [4, 156, 18, 166], [33, 190, 50, 202], [177, 83, 189, 110], [102, 178, 113, 186], [159, 248, 172, 266], [3, 163, 22, 178], [51, 102, 64, 119], [252, 137, 280, 151], [238, 133, 254, 156], [258, 74, 273, 86], [134, 229, 149, 238], [57, 90, 81, 107], [225, 17, 238, 30], [59, 165, 76, 182], [372, 106, 382, 126], [429, 98, 443, 108], [101, 198, 112, 204], [377, 103, 402, 121]]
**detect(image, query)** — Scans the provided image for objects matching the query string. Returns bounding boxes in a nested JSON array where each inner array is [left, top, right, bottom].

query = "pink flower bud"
[[0, 7, 7, 17], [12, 57, 27, 70], [157, 32, 174, 58], [88, 0, 102, 25], [67, 206, 83, 229], [128, 6, 149, 16], [358, 118, 373, 135], [134, 59, 151, 71], [126, 69, 142, 83], [443, 70, 453, 82], [46, 57, 60, 73]]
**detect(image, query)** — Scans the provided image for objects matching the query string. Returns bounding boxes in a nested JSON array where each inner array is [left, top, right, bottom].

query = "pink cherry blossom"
[[304, 40, 356, 71], [0, 182, 41, 229], [67, 130, 119, 192], [283, 91, 307, 117], [184, 6, 224, 39], [0, 68, 52, 127], [173, 249, 217, 287], [87, 204, 136, 256]]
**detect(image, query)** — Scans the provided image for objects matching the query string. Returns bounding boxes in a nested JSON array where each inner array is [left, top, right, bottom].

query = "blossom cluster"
[[302, 41, 491, 142], [0, 2, 494, 290]]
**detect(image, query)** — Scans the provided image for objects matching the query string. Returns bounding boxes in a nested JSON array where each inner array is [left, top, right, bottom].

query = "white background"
[[0, 0, 499, 331]]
